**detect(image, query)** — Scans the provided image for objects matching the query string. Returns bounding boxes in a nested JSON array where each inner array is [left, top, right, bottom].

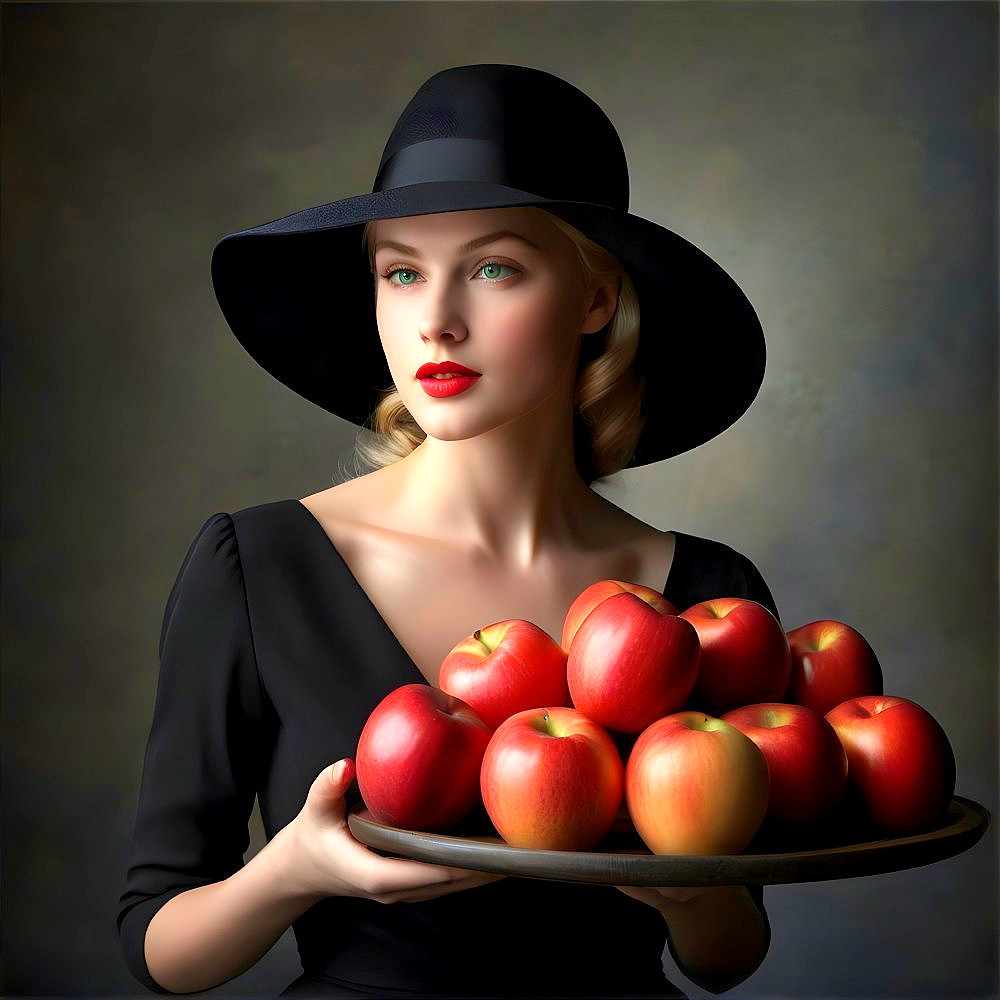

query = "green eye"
[[390, 269, 419, 285], [478, 262, 517, 281]]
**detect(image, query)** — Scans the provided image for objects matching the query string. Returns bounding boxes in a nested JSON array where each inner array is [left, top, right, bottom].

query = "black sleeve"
[[117, 513, 265, 993], [666, 533, 782, 626], [733, 548, 781, 625]]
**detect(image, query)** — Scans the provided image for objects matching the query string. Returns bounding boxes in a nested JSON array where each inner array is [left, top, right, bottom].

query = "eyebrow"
[[372, 230, 542, 257]]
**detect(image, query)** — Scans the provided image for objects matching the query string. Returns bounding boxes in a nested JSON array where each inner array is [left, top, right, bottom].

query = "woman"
[[118, 64, 777, 998]]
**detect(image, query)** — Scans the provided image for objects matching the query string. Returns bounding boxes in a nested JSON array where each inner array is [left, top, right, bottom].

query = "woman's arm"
[[121, 515, 501, 994], [619, 884, 770, 993], [144, 759, 500, 994], [142, 820, 323, 994]]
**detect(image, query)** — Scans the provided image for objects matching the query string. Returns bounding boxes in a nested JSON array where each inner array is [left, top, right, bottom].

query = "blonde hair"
[[346, 212, 646, 486]]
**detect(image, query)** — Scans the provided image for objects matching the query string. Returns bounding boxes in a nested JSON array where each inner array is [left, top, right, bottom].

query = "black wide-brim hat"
[[211, 64, 765, 469]]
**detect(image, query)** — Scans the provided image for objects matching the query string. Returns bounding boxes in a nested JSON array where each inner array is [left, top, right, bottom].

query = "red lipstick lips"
[[416, 361, 481, 378], [416, 360, 481, 398]]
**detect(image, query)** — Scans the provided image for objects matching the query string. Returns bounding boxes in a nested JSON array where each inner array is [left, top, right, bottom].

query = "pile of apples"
[[354, 580, 957, 855]]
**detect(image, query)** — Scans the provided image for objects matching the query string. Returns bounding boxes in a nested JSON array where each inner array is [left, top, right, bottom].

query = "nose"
[[418, 285, 468, 345]]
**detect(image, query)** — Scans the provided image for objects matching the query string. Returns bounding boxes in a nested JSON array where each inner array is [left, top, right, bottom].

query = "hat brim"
[[211, 181, 764, 469]]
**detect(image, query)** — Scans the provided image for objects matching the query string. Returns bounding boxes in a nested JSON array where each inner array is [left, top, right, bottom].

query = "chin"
[[405, 404, 523, 445], [399, 376, 574, 448]]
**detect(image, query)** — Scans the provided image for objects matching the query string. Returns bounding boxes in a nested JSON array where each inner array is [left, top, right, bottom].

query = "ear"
[[581, 275, 621, 335]]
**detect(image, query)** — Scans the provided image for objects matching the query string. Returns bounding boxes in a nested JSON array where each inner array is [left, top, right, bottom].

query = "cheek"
[[375, 297, 414, 368], [374, 289, 397, 335], [485, 291, 579, 370]]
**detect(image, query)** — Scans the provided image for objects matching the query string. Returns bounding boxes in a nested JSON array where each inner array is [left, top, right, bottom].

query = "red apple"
[[626, 711, 769, 855], [566, 593, 700, 734], [438, 619, 570, 731], [785, 619, 883, 716], [480, 706, 624, 850], [680, 598, 792, 715], [722, 702, 848, 826], [356, 683, 492, 831], [825, 695, 956, 834], [562, 578, 678, 651]]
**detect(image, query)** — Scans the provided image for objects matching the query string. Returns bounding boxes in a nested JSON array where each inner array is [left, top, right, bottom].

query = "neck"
[[388, 382, 600, 571]]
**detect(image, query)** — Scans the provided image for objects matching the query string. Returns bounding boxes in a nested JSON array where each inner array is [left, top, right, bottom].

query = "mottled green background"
[[2, 2, 996, 997]]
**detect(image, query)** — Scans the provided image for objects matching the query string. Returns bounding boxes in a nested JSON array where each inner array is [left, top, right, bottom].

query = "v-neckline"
[[288, 497, 681, 684]]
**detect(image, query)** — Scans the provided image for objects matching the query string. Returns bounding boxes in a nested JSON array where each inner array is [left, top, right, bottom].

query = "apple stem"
[[473, 628, 494, 653]]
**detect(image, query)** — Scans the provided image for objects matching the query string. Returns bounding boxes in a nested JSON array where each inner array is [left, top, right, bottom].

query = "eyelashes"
[[475, 260, 519, 282], [382, 266, 421, 287], [380, 258, 522, 287]]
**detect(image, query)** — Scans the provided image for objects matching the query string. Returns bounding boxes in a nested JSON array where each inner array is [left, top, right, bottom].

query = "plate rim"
[[346, 795, 991, 886]]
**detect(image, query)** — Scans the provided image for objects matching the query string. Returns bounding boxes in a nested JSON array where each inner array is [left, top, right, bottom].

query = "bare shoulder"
[[577, 493, 677, 596], [299, 474, 379, 527], [586, 490, 675, 550], [298, 470, 403, 554], [297, 468, 443, 584]]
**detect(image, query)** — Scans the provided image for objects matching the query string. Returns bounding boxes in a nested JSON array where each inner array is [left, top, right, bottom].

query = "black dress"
[[117, 498, 780, 999]]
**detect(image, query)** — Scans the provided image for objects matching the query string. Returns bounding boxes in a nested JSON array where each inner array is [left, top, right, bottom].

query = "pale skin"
[[143, 206, 768, 994]]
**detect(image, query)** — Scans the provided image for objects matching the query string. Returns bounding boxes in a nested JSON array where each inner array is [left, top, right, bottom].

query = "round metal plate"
[[347, 796, 990, 886]]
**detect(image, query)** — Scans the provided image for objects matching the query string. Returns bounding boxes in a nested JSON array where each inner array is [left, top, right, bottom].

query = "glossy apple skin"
[[785, 620, 883, 716], [356, 684, 492, 831], [562, 578, 679, 651], [567, 593, 701, 734], [825, 695, 956, 834], [480, 706, 624, 850], [680, 598, 792, 716], [722, 702, 848, 826], [438, 619, 570, 731], [625, 711, 770, 855]]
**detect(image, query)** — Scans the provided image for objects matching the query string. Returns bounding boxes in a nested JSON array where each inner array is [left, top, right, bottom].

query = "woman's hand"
[[616, 883, 770, 993], [617, 884, 709, 906], [278, 759, 504, 905]]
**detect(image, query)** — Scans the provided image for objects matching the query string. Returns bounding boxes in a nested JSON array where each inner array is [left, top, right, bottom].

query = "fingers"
[[347, 840, 494, 896], [616, 885, 669, 909], [344, 838, 454, 892], [296, 762, 505, 903], [654, 885, 709, 904], [373, 870, 506, 905], [616, 884, 708, 906], [341, 824, 504, 899]]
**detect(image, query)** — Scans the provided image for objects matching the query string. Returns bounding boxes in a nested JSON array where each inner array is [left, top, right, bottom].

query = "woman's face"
[[371, 206, 613, 444]]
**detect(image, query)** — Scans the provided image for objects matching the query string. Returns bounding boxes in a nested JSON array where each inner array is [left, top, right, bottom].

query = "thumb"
[[308, 758, 356, 810]]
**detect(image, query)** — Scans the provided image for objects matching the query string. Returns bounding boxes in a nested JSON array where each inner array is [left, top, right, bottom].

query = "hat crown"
[[373, 64, 630, 211]]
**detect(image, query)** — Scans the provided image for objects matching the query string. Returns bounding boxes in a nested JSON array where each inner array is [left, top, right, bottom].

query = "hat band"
[[373, 137, 625, 210]]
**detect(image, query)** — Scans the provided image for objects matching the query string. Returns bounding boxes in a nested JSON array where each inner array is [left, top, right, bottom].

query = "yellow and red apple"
[[722, 702, 848, 827], [438, 619, 570, 731], [680, 598, 792, 715], [356, 683, 492, 831], [625, 711, 770, 855], [785, 619, 883, 716], [480, 706, 623, 850], [562, 578, 678, 651], [826, 695, 956, 834]]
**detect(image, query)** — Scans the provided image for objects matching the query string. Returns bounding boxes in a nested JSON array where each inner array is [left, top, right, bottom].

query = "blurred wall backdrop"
[[2, 2, 996, 997]]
